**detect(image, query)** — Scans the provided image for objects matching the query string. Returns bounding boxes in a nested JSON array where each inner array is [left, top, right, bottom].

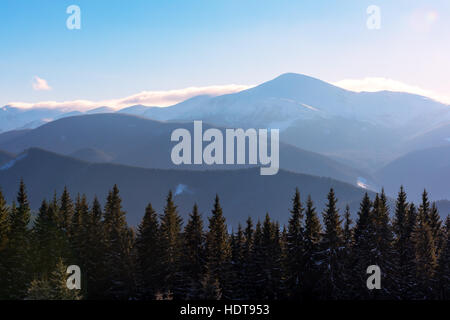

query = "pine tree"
[[83, 196, 107, 299], [205, 195, 231, 299], [392, 186, 416, 299], [0, 188, 8, 248], [32, 199, 67, 277], [250, 220, 265, 299], [103, 185, 135, 299], [303, 195, 322, 299], [418, 189, 431, 225], [413, 200, 437, 299], [59, 186, 74, 234], [260, 214, 282, 300], [319, 188, 345, 299], [436, 216, 449, 299], [242, 216, 255, 299], [182, 203, 205, 299], [159, 190, 183, 299], [352, 192, 375, 299], [0, 189, 10, 299], [135, 203, 162, 299], [285, 188, 304, 299], [71, 194, 90, 272], [343, 205, 353, 249], [341, 204, 354, 298], [27, 258, 82, 300], [428, 203, 442, 254], [230, 224, 245, 299], [371, 189, 395, 299], [201, 266, 222, 300], [4, 180, 32, 299]]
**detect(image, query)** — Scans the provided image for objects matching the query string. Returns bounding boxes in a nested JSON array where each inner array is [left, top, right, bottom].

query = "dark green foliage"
[[3, 180, 32, 299], [303, 196, 322, 298], [205, 195, 231, 299], [59, 186, 74, 234], [392, 186, 416, 299], [285, 188, 304, 299], [0, 182, 448, 300], [230, 224, 245, 299], [436, 216, 450, 299], [27, 258, 81, 300], [343, 204, 353, 249], [0, 189, 10, 299], [32, 199, 68, 277], [135, 203, 162, 299], [159, 190, 183, 299], [103, 185, 135, 299], [414, 198, 438, 298], [180, 204, 205, 299], [318, 188, 345, 299], [82, 196, 108, 299]]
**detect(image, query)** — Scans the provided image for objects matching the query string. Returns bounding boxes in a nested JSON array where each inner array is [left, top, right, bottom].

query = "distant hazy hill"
[[0, 113, 371, 187], [0, 150, 15, 166], [0, 148, 376, 227], [404, 122, 450, 151], [69, 148, 114, 163], [376, 146, 450, 201]]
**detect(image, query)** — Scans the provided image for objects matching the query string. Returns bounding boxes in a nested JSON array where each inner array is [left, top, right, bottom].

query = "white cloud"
[[32, 76, 52, 91], [332, 77, 450, 105], [9, 84, 253, 111]]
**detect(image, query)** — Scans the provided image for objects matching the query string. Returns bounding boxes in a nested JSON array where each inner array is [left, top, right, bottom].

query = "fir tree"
[[230, 224, 245, 299], [4, 180, 32, 299], [27, 258, 82, 300], [343, 205, 353, 249], [260, 214, 282, 300], [319, 188, 345, 299], [32, 199, 67, 277], [71, 194, 90, 272], [182, 203, 205, 299], [285, 188, 304, 299], [371, 189, 395, 299], [250, 220, 265, 299], [159, 190, 183, 299], [0, 189, 10, 299], [428, 203, 442, 254], [103, 185, 135, 299], [59, 186, 74, 234], [135, 203, 162, 299], [436, 216, 449, 299], [413, 201, 437, 299], [303, 195, 322, 299], [242, 217, 255, 299], [205, 195, 231, 299], [392, 187, 416, 299], [83, 196, 107, 299]]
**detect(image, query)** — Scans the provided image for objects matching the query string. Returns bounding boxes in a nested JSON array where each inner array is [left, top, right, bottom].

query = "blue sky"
[[1, 0, 449, 109]]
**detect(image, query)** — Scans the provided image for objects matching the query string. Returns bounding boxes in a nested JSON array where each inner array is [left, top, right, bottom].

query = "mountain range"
[[1, 73, 449, 209], [0, 113, 370, 187], [0, 148, 376, 227]]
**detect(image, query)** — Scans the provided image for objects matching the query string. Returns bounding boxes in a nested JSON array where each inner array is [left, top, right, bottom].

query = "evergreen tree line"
[[0, 180, 448, 300]]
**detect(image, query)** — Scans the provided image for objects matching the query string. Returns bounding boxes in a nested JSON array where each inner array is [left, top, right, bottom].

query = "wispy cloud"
[[9, 84, 253, 111], [32, 76, 52, 91], [333, 77, 450, 104]]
